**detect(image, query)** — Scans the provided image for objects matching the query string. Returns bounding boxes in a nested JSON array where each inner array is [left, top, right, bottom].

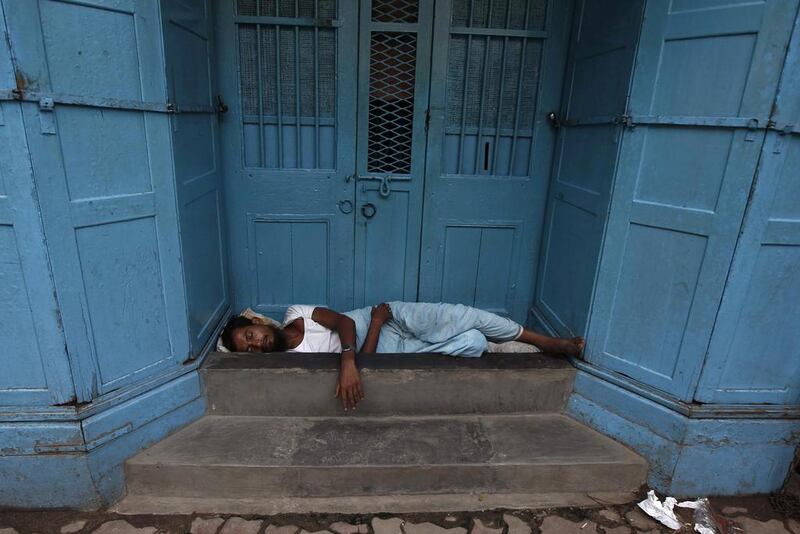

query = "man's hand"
[[335, 360, 364, 411], [370, 302, 393, 326]]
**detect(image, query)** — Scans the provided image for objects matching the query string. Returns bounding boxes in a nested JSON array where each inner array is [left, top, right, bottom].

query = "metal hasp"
[[37, 96, 56, 134]]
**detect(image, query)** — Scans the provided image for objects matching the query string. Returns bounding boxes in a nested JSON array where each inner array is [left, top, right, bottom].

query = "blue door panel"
[[5, 0, 191, 400], [162, 0, 230, 356], [216, 0, 357, 319], [585, 0, 797, 400], [420, 0, 572, 323], [352, 0, 434, 308], [1, 4, 74, 406], [697, 22, 800, 404], [533, 0, 644, 335]]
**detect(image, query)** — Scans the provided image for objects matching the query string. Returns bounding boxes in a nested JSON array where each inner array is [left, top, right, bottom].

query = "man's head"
[[220, 315, 288, 353]]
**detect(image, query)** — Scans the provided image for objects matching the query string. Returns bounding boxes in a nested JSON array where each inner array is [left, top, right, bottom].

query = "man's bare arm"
[[311, 307, 363, 410], [360, 303, 392, 354]]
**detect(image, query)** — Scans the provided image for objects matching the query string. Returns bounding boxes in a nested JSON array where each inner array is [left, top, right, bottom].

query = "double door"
[[218, 0, 566, 321]]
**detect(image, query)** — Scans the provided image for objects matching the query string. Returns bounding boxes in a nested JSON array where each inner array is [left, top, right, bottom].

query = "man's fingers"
[[335, 384, 340, 398], [358, 382, 365, 400]]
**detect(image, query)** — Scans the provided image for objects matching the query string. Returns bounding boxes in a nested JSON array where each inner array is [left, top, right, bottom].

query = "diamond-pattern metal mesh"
[[367, 32, 417, 174], [372, 0, 419, 23]]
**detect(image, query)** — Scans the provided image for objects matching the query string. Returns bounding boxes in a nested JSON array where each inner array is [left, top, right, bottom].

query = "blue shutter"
[[533, 0, 644, 335], [4, 0, 191, 400], [696, 17, 800, 405], [585, 0, 797, 400], [162, 0, 230, 356], [0, 8, 74, 405]]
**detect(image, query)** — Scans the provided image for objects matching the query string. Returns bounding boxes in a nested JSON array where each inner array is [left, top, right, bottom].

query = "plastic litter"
[[637, 490, 742, 533], [676, 498, 742, 534], [637, 490, 683, 529]]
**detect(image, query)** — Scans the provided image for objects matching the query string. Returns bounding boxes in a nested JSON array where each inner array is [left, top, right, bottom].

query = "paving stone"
[[190, 517, 225, 534], [470, 519, 502, 534], [733, 517, 789, 534], [372, 518, 404, 534], [265, 526, 300, 534], [61, 521, 88, 534], [787, 519, 800, 534], [0, 529, 19, 534], [219, 518, 263, 534], [602, 528, 630, 534], [299, 530, 332, 534], [403, 522, 467, 534], [597, 510, 621, 524], [721, 506, 748, 516], [539, 517, 597, 534], [624, 510, 658, 531], [502, 515, 531, 534], [330, 523, 368, 534], [92, 521, 157, 534]]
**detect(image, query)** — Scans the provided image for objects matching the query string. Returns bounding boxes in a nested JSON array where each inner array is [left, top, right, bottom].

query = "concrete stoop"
[[114, 353, 647, 514]]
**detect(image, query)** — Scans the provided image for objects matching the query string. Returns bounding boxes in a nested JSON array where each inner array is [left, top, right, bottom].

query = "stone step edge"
[[111, 491, 640, 515]]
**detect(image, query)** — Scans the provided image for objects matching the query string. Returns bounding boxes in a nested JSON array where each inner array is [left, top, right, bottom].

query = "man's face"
[[231, 324, 279, 353]]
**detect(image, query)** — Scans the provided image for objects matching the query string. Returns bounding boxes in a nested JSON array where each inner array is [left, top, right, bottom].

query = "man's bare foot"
[[556, 336, 585, 357], [516, 328, 585, 357]]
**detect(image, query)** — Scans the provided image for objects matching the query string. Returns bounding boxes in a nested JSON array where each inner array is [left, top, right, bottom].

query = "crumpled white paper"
[[638, 490, 723, 533], [638, 490, 683, 530]]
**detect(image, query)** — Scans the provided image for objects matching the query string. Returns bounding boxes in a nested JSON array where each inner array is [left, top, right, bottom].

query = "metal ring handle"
[[337, 200, 353, 214], [361, 202, 377, 219]]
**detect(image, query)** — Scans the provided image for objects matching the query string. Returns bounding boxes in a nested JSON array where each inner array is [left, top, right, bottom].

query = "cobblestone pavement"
[[0, 495, 798, 534]]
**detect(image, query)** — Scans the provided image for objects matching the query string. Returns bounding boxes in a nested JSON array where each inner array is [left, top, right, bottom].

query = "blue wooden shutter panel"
[[585, 0, 798, 402]]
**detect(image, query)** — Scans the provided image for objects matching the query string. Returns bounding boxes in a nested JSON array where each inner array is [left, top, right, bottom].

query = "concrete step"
[[202, 352, 576, 415], [112, 491, 641, 515], [125, 413, 647, 502]]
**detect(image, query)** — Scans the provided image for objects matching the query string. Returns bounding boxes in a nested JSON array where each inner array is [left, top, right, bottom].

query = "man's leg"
[[387, 301, 584, 356], [396, 328, 488, 357], [386, 302, 522, 343]]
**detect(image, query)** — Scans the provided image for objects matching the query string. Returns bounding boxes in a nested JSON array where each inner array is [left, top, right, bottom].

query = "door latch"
[[38, 97, 56, 135]]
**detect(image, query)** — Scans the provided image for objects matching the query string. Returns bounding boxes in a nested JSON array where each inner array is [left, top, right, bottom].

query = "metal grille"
[[236, 1, 337, 168], [367, 32, 417, 175], [237, 0, 336, 18], [451, 0, 547, 30], [445, 0, 546, 176], [372, 0, 419, 23]]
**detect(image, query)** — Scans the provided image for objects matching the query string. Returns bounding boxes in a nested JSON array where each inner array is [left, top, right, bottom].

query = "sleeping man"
[[220, 301, 584, 410]]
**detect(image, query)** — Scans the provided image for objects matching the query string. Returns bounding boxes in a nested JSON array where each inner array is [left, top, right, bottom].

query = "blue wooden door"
[[161, 0, 230, 356], [532, 0, 644, 336], [585, 0, 797, 400], [696, 21, 800, 405], [418, 0, 571, 323], [4, 0, 191, 400], [0, 7, 74, 406], [352, 0, 433, 307], [216, 0, 358, 318]]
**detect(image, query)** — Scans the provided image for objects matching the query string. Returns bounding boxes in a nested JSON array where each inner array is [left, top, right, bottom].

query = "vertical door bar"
[[313, 0, 320, 168], [492, 2, 513, 174], [256, 24, 266, 166], [508, 1, 531, 173], [275, 25, 284, 168], [474, 31, 491, 173], [294, 25, 302, 166], [457, 0, 476, 174]]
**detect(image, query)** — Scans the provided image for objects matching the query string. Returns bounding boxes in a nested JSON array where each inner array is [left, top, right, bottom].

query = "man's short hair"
[[220, 315, 254, 352]]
